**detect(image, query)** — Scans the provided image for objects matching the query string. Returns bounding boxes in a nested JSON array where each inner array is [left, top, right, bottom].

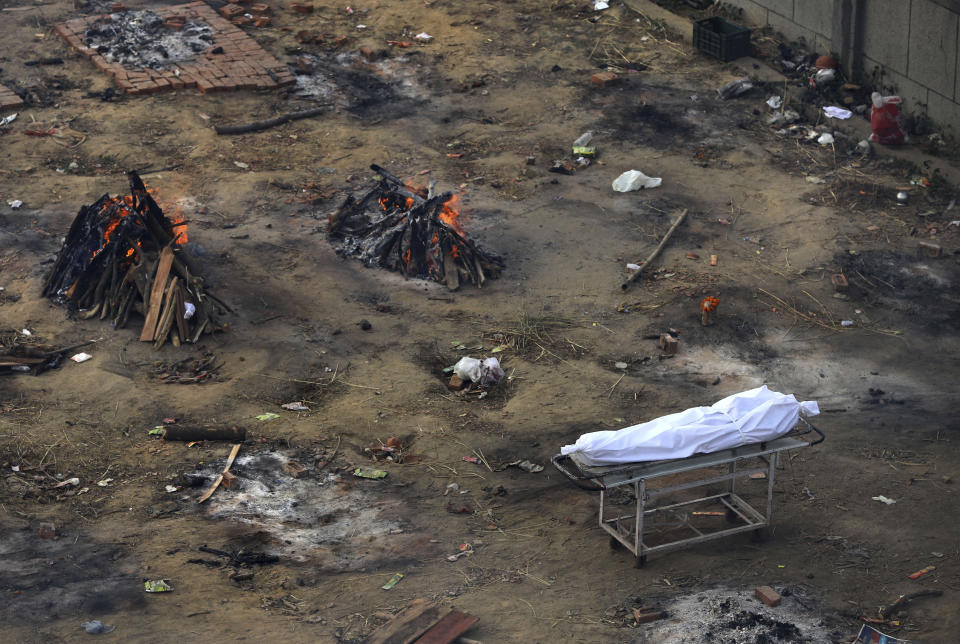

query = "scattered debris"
[[823, 106, 852, 119], [81, 620, 116, 634], [872, 495, 896, 505], [381, 572, 404, 590], [716, 78, 753, 100], [256, 412, 280, 421], [354, 467, 388, 479], [612, 170, 661, 192], [144, 579, 173, 593], [281, 401, 309, 411], [907, 565, 935, 579]]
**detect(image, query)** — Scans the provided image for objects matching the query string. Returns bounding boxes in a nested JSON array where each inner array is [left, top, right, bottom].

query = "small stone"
[[359, 319, 372, 331]]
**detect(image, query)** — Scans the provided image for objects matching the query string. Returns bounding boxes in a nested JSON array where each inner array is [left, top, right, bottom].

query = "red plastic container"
[[869, 93, 905, 145]]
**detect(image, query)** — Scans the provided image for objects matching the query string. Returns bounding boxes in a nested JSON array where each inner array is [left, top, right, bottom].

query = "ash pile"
[[84, 10, 213, 69], [328, 165, 503, 290], [42, 171, 229, 348]]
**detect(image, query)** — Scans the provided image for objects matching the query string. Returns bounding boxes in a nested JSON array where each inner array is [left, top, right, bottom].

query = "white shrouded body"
[[560, 386, 819, 466]]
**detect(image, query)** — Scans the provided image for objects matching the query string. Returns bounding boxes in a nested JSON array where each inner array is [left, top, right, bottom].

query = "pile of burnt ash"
[[84, 10, 213, 70]]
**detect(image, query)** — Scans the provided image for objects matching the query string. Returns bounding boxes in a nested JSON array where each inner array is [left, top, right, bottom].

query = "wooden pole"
[[620, 209, 688, 291]]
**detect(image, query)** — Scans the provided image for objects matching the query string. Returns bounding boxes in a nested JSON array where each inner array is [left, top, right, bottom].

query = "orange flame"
[[440, 194, 463, 234]]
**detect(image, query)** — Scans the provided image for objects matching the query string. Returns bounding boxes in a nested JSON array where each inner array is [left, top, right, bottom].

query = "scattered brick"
[[249, 3, 270, 14], [219, 3, 245, 18], [632, 609, 666, 624], [37, 523, 57, 539], [359, 46, 378, 62], [221, 471, 239, 489], [0, 84, 24, 110], [918, 241, 941, 257], [591, 71, 619, 87], [659, 333, 678, 355], [252, 16, 271, 27], [111, 2, 126, 10], [831, 273, 848, 291], [290, 2, 313, 13], [755, 586, 781, 607], [232, 16, 252, 26]]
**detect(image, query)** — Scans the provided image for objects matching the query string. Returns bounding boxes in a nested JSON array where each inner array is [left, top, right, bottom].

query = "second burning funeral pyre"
[[327, 165, 503, 290], [42, 171, 229, 348]]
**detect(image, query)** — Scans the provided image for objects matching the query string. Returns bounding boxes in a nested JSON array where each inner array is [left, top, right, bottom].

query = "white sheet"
[[560, 386, 819, 466]]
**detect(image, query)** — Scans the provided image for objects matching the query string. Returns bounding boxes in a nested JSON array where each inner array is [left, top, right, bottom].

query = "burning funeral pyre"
[[328, 165, 503, 290], [42, 171, 228, 348]]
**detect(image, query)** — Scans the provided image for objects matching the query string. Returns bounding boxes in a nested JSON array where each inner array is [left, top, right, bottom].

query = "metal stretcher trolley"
[[552, 418, 824, 566]]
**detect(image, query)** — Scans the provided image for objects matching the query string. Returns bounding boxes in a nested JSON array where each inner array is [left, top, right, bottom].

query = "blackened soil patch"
[[837, 250, 960, 329]]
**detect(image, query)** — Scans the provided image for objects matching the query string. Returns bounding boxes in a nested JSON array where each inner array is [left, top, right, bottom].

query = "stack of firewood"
[[42, 171, 229, 348], [328, 165, 503, 290]]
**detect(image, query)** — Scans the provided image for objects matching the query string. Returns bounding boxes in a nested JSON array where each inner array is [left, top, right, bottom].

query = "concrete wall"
[[724, 0, 960, 133]]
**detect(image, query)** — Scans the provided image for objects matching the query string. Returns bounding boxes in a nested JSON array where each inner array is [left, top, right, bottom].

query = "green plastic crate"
[[693, 17, 751, 62]]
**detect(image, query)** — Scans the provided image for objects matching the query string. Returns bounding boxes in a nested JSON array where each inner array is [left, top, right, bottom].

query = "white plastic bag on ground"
[[560, 385, 819, 466], [612, 170, 661, 192], [453, 357, 505, 385]]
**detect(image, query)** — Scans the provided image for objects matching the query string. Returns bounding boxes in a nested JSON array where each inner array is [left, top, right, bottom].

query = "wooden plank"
[[140, 246, 174, 341], [153, 276, 179, 349], [414, 612, 479, 644], [364, 600, 451, 644], [174, 283, 188, 342], [197, 443, 241, 503]]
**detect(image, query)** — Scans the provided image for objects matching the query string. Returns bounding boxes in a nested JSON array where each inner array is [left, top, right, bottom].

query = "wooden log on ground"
[[163, 425, 246, 442], [620, 208, 688, 291], [214, 106, 326, 135]]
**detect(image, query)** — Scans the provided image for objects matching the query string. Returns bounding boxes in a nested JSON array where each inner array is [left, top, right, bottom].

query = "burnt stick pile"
[[328, 165, 503, 290], [42, 171, 229, 348]]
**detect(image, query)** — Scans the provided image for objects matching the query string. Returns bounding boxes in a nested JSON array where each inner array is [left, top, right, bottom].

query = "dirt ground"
[[2, 1, 959, 642]]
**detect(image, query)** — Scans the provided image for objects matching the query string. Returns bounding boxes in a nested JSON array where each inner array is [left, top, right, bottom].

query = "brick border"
[[0, 84, 24, 110], [54, 2, 295, 95]]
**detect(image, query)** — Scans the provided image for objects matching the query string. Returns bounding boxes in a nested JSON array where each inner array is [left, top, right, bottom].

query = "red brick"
[[755, 586, 781, 607], [111, 2, 126, 11], [249, 3, 270, 14], [197, 78, 216, 92], [232, 16, 252, 26], [219, 3, 245, 18], [632, 609, 666, 624], [290, 2, 313, 13], [253, 16, 271, 27], [591, 71, 620, 87]]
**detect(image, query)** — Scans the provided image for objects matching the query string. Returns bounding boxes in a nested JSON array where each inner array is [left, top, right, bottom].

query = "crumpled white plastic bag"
[[612, 170, 661, 192], [453, 356, 505, 385]]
